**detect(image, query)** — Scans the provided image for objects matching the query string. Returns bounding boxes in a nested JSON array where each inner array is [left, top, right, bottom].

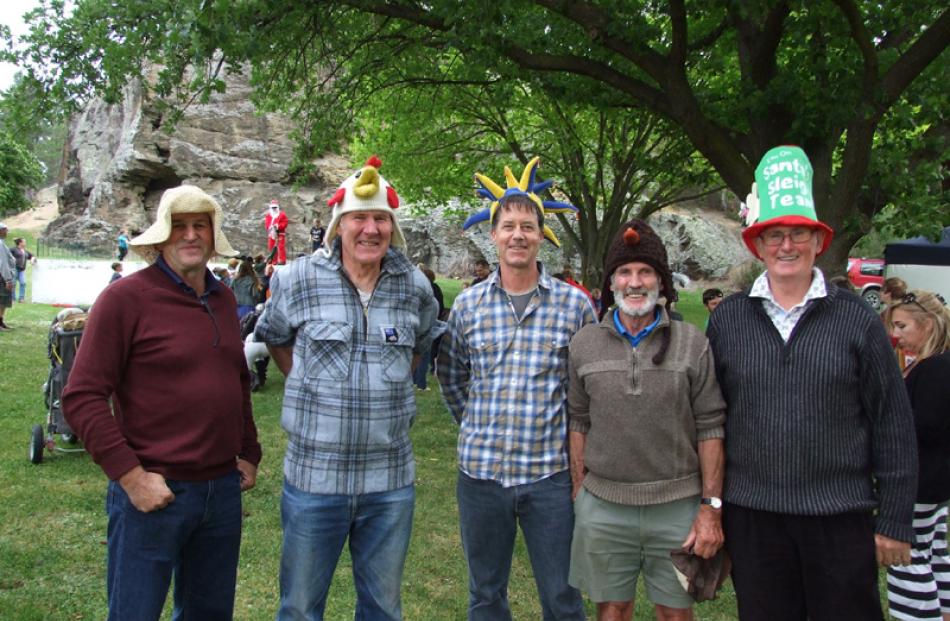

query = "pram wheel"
[[29, 425, 44, 464], [61, 433, 78, 445]]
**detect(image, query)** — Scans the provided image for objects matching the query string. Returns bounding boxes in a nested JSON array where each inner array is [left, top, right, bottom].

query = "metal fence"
[[33, 238, 114, 261]]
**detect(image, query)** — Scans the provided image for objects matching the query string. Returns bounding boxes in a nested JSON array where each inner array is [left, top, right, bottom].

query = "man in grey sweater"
[[707, 146, 916, 620], [568, 219, 727, 621]]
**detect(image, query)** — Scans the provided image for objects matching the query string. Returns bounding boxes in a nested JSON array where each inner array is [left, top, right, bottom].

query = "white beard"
[[613, 283, 659, 318]]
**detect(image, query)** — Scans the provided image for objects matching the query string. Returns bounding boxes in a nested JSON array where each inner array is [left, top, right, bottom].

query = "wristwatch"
[[700, 496, 723, 509]]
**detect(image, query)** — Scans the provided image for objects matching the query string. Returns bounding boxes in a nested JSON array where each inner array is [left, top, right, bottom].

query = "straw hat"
[[129, 185, 237, 263]]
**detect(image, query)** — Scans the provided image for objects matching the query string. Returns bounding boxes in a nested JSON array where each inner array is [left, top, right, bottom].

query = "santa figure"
[[264, 199, 288, 264]]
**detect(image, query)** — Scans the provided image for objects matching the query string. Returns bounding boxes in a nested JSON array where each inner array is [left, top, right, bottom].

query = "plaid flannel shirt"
[[254, 242, 442, 495], [438, 265, 597, 487]]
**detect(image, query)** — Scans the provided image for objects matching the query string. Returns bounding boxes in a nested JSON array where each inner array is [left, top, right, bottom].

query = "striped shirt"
[[749, 267, 827, 341], [254, 241, 441, 495], [437, 265, 597, 487]]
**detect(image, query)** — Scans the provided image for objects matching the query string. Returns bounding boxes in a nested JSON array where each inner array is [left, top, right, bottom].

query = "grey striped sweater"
[[707, 284, 917, 542]]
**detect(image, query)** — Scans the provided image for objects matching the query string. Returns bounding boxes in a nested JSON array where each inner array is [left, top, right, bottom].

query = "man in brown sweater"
[[567, 219, 726, 621]]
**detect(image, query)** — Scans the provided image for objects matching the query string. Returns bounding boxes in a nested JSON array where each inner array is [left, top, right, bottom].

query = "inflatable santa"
[[264, 199, 288, 264]]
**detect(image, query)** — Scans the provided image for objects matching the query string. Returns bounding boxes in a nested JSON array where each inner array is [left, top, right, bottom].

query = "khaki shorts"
[[569, 489, 699, 609]]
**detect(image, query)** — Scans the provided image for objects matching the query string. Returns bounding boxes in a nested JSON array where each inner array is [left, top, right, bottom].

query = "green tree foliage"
[[0, 130, 44, 216], [10, 1, 949, 269], [0, 75, 68, 186], [353, 75, 720, 283]]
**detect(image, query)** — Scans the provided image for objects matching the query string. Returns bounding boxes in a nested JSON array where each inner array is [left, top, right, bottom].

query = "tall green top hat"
[[740, 145, 834, 259]]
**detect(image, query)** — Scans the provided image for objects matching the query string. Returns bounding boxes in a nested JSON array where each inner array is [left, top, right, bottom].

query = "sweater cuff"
[[100, 449, 143, 482], [569, 419, 590, 434], [697, 426, 725, 441], [875, 516, 915, 544], [239, 445, 263, 467]]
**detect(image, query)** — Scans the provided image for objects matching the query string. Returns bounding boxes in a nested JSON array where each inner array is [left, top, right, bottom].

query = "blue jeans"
[[277, 481, 415, 621], [412, 344, 431, 389], [105, 470, 243, 621], [457, 470, 585, 621], [16, 269, 26, 301]]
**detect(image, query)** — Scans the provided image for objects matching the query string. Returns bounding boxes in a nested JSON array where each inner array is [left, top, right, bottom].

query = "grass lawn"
[[0, 282, 896, 619]]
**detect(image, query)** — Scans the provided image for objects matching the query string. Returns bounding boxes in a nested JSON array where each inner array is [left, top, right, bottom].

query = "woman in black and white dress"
[[887, 290, 950, 621]]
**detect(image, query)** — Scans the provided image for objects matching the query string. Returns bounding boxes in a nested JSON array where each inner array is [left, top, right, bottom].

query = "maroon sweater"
[[63, 262, 262, 481]]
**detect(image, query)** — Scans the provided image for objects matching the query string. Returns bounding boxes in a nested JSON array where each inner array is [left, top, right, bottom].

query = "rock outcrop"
[[51, 68, 349, 256]]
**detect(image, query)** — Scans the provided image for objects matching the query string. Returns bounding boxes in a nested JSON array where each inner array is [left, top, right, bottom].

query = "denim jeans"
[[15, 269, 26, 301], [457, 470, 585, 621], [412, 343, 431, 389], [105, 470, 243, 621], [277, 481, 415, 621]]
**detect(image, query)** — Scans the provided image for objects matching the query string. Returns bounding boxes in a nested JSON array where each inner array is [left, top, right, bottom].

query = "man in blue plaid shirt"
[[438, 180, 596, 620], [256, 157, 441, 621]]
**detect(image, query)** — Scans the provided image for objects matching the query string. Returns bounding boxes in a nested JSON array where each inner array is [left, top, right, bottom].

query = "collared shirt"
[[749, 267, 827, 342], [155, 255, 223, 346], [154, 254, 220, 298], [613, 307, 661, 347], [438, 264, 597, 487], [254, 241, 441, 495]]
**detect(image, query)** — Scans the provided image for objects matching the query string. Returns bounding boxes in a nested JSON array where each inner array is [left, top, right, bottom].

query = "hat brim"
[[741, 216, 834, 260], [129, 186, 238, 263]]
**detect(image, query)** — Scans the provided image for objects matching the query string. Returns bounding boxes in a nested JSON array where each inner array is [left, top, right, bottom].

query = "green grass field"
[[0, 273, 895, 619]]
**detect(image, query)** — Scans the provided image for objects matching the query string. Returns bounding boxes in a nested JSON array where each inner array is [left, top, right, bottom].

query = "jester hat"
[[324, 155, 405, 254], [463, 156, 578, 246]]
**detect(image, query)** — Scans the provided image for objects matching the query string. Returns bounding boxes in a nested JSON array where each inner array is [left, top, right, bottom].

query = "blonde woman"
[[887, 290, 950, 621]]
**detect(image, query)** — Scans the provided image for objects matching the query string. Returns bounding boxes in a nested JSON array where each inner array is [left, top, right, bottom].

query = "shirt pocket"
[[381, 324, 415, 383], [302, 320, 353, 381], [470, 336, 502, 376], [530, 331, 571, 377]]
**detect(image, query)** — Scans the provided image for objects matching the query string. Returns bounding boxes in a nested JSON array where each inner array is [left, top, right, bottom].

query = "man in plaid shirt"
[[439, 181, 596, 620], [256, 157, 441, 620]]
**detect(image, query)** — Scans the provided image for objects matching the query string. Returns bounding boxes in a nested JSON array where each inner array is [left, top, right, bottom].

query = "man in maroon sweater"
[[63, 185, 262, 621]]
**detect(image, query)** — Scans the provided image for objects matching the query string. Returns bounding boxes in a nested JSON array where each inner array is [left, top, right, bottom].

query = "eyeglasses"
[[759, 228, 815, 246]]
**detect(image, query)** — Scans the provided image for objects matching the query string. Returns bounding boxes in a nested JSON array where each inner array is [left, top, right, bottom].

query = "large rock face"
[[51, 68, 349, 256], [50, 68, 747, 281]]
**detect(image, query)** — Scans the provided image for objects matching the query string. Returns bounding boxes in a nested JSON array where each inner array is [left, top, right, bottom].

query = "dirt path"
[[6, 186, 59, 232]]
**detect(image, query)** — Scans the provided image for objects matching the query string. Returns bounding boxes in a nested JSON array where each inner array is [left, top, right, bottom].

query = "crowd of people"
[[5, 145, 942, 621]]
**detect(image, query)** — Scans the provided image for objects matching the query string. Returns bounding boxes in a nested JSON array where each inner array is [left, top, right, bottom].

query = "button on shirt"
[[438, 266, 597, 487], [749, 267, 828, 342], [254, 243, 442, 496]]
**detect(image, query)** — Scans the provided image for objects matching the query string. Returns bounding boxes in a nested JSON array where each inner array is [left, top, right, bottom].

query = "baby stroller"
[[30, 308, 88, 464]]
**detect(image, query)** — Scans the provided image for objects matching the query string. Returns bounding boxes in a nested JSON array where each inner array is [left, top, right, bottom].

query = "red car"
[[847, 257, 885, 309]]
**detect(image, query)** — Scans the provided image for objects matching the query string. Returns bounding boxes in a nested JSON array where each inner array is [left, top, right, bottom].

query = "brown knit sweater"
[[568, 308, 726, 506]]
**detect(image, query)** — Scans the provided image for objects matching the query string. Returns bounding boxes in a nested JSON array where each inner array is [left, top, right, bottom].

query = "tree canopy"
[[0, 130, 44, 216], [353, 74, 720, 283], [0, 75, 68, 187], [11, 0, 949, 269]]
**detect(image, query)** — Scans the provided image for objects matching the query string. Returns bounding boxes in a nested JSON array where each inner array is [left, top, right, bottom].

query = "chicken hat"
[[323, 155, 405, 254]]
